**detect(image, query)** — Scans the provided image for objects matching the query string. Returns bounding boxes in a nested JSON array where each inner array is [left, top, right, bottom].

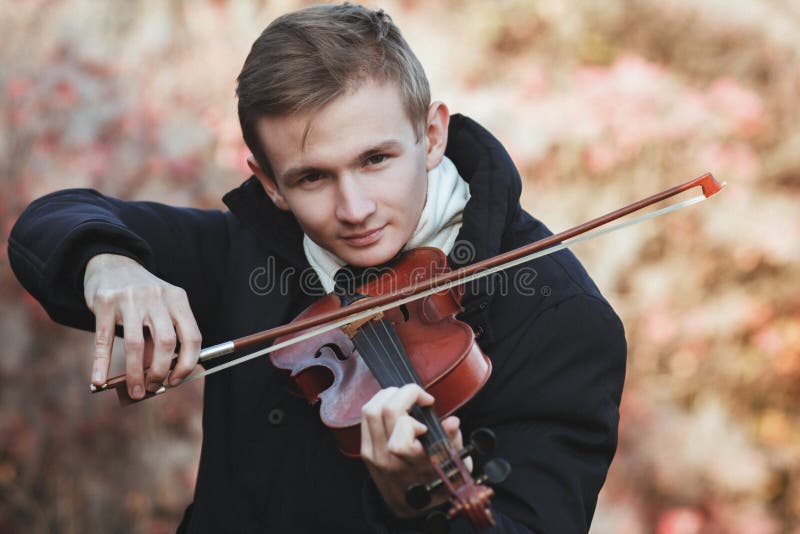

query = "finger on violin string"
[[378, 384, 434, 438], [386, 414, 428, 461], [121, 304, 146, 400], [91, 296, 116, 386], [166, 293, 202, 386], [441, 415, 472, 472], [361, 387, 400, 459], [143, 306, 177, 393], [441, 416, 461, 442], [362, 385, 433, 463], [362, 387, 400, 422]]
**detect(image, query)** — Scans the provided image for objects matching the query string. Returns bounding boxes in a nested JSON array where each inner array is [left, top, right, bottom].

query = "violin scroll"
[[406, 428, 512, 532]]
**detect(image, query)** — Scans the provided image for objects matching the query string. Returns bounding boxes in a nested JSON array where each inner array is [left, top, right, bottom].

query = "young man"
[[8, 4, 626, 533]]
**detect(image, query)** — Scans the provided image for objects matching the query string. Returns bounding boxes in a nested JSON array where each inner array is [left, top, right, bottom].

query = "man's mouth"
[[342, 225, 385, 247]]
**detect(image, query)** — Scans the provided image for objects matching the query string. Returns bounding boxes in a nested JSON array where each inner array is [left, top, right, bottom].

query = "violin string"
[[374, 318, 449, 444], [365, 320, 466, 490], [360, 319, 408, 392], [387, 320, 446, 442], [357, 322, 397, 388], [368, 319, 406, 388], [358, 318, 443, 445], [378, 318, 420, 386], [371, 317, 470, 479], [371, 320, 417, 413], [375, 322, 406, 389], [374, 320, 409, 385]]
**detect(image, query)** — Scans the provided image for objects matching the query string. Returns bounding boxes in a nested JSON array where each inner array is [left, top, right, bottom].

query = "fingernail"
[[132, 385, 143, 398], [92, 368, 102, 383], [170, 376, 182, 386]]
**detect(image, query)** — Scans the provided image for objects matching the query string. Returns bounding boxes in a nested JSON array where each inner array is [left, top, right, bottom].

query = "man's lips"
[[342, 225, 385, 246]]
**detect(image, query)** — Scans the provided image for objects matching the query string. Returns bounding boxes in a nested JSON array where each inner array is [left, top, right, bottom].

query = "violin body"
[[270, 247, 492, 457]]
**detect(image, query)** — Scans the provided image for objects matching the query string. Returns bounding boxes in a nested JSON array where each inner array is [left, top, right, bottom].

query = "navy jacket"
[[8, 114, 626, 533]]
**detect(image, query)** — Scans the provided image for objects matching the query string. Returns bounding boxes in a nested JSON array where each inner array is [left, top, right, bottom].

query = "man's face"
[[253, 81, 447, 268]]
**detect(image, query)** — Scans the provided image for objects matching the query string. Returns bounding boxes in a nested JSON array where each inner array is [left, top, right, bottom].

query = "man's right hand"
[[83, 253, 202, 400]]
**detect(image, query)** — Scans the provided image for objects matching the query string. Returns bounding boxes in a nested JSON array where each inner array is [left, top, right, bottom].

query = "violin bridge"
[[341, 312, 384, 338]]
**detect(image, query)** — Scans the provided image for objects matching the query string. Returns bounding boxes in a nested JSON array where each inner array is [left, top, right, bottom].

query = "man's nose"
[[335, 175, 376, 225]]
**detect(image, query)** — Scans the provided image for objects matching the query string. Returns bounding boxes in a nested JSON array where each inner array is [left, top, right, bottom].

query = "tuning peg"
[[407, 457, 511, 512], [469, 428, 496, 456], [451, 428, 496, 466], [406, 481, 435, 510], [408, 427, 503, 509], [477, 458, 511, 485], [406, 471, 450, 509]]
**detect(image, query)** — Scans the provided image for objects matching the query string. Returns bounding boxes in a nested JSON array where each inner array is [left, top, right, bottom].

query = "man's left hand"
[[360, 384, 472, 518]]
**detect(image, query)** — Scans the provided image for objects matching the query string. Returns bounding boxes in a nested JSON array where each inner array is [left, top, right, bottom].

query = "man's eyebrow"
[[357, 139, 403, 157], [280, 164, 325, 184]]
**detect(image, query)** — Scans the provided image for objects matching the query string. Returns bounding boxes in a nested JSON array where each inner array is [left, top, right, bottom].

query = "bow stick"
[[91, 172, 725, 404]]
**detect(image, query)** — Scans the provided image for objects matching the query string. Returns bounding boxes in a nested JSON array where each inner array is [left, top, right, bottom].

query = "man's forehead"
[[255, 84, 418, 176]]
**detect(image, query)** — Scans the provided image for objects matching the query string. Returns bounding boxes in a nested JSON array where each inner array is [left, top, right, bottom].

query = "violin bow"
[[91, 172, 725, 403]]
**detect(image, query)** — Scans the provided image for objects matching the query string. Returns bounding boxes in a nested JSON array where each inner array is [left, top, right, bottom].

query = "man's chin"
[[339, 242, 402, 268]]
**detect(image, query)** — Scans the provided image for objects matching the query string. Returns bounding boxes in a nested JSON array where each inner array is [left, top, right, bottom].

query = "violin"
[[272, 247, 489, 457], [271, 246, 508, 529], [90, 173, 725, 531]]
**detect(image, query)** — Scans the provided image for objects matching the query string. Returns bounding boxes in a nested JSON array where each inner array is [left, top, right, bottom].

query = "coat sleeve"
[[7, 188, 230, 335], [362, 293, 626, 533], [479, 293, 627, 533]]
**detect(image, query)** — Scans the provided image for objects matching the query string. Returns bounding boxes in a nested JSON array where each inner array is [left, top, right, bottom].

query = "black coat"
[[8, 114, 626, 533]]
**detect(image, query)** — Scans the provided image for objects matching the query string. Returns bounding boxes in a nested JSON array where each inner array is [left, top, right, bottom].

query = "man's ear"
[[424, 101, 450, 171], [246, 155, 289, 211]]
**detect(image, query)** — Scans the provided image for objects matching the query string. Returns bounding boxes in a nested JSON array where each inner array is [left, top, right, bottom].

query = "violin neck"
[[411, 405, 451, 451], [353, 315, 492, 528], [352, 318, 452, 449]]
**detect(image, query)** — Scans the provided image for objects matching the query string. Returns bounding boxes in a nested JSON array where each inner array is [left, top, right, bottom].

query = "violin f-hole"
[[315, 343, 349, 361]]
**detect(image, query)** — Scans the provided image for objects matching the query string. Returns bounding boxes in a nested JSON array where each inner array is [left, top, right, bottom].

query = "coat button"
[[267, 407, 286, 426]]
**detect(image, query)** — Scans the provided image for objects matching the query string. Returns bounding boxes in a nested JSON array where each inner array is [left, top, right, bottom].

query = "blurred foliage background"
[[1, 0, 799, 532]]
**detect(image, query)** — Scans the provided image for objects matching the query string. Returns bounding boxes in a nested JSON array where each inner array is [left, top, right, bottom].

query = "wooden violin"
[[271, 246, 507, 528]]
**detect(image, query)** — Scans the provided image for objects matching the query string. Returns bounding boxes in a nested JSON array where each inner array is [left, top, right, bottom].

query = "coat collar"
[[444, 114, 522, 269], [222, 171, 308, 268], [222, 114, 523, 270]]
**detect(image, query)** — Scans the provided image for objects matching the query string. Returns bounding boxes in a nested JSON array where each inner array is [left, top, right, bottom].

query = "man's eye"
[[300, 173, 322, 184], [365, 154, 387, 166]]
